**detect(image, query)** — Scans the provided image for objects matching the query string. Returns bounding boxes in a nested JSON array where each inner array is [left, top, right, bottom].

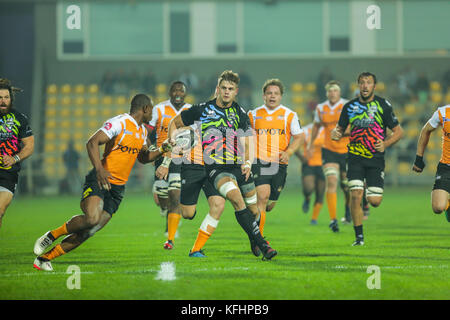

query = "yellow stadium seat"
[[88, 84, 99, 95], [46, 96, 57, 106], [101, 96, 113, 105], [295, 107, 306, 116], [87, 108, 98, 117], [60, 84, 72, 94], [115, 95, 127, 106], [431, 93, 442, 104], [73, 131, 83, 140], [74, 142, 84, 152], [397, 162, 410, 175], [185, 95, 195, 104], [46, 120, 57, 129], [376, 82, 386, 92], [59, 131, 71, 141], [404, 104, 416, 115], [305, 82, 317, 93], [61, 96, 71, 106], [291, 95, 304, 104], [46, 108, 57, 117], [425, 153, 438, 164], [156, 83, 167, 95], [291, 82, 304, 93], [74, 96, 86, 106], [430, 81, 441, 92], [46, 84, 58, 95], [73, 108, 84, 117], [44, 156, 56, 165], [102, 108, 112, 117], [406, 127, 419, 139], [60, 120, 71, 129], [445, 93, 450, 104], [44, 131, 57, 141], [60, 109, 71, 118], [88, 120, 99, 129], [74, 120, 84, 129], [88, 96, 99, 105], [44, 143, 56, 153], [116, 107, 128, 115], [74, 84, 85, 95]]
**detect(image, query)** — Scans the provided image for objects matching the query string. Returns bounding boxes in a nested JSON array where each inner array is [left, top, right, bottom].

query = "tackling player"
[[332, 72, 403, 246], [33, 94, 171, 271], [412, 104, 450, 222], [248, 79, 304, 237]]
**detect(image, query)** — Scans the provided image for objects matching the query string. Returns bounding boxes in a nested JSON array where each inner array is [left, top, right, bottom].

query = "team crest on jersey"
[[104, 122, 112, 130], [266, 116, 273, 121], [277, 116, 284, 120]]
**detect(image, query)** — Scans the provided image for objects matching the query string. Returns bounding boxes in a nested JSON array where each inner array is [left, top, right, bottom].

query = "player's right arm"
[[413, 119, 438, 173], [307, 107, 322, 157], [86, 130, 113, 191], [332, 103, 349, 141]]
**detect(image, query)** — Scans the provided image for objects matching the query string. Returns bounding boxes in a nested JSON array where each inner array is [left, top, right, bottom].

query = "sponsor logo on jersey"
[[104, 122, 112, 130]]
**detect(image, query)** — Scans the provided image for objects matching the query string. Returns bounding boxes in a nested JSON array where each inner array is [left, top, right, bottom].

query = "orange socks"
[[41, 244, 66, 261], [259, 211, 266, 237], [311, 203, 323, 221], [191, 213, 219, 253], [326, 192, 337, 220], [50, 223, 68, 240], [167, 213, 181, 241]]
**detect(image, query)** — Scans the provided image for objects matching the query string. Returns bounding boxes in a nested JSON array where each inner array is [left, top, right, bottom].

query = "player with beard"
[[332, 72, 403, 246], [148, 81, 191, 249], [0, 79, 34, 229]]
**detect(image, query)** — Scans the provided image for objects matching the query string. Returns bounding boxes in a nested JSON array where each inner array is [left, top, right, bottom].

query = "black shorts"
[[301, 163, 325, 180], [81, 169, 125, 215], [322, 148, 347, 171], [347, 155, 385, 189], [180, 164, 221, 205], [432, 162, 450, 193], [206, 165, 256, 196], [252, 161, 287, 201], [0, 171, 18, 194]]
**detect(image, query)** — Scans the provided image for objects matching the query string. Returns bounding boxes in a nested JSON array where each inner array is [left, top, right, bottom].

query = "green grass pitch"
[[0, 186, 449, 300]]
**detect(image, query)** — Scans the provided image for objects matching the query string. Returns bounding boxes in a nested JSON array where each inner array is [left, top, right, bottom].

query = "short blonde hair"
[[325, 80, 341, 92], [217, 70, 240, 87], [262, 78, 284, 95]]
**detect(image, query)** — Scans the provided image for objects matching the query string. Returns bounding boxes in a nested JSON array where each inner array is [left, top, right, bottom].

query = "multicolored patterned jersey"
[[180, 99, 252, 167], [0, 110, 33, 173], [338, 96, 399, 159], [427, 104, 450, 164]]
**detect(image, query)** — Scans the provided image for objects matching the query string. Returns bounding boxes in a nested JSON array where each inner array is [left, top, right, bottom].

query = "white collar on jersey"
[[164, 100, 188, 114], [325, 98, 345, 110], [261, 104, 287, 115]]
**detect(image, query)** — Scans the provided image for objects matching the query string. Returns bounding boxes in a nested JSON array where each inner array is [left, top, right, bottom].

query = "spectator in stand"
[[142, 70, 157, 97], [316, 67, 334, 101], [100, 71, 115, 95], [415, 72, 430, 103], [442, 68, 450, 93], [238, 70, 253, 110], [179, 69, 199, 95]]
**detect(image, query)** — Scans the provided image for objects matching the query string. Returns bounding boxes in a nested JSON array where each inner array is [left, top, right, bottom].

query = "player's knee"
[[432, 204, 446, 214], [182, 209, 196, 220], [85, 215, 101, 229], [266, 200, 276, 212], [368, 197, 382, 207], [366, 187, 383, 207]]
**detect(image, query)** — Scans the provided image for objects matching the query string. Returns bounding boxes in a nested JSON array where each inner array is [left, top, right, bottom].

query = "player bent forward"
[[33, 94, 171, 271]]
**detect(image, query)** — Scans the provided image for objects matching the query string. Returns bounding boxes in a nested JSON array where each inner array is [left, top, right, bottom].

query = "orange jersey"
[[303, 123, 324, 167], [428, 105, 450, 164], [248, 104, 303, 164], [314, 98, 349, 154], [149, 100, 191, 158], [99, 114, 148, 185]]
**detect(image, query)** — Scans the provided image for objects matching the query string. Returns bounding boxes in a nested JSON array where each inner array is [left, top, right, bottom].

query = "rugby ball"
[[174, 129, 198, 150]]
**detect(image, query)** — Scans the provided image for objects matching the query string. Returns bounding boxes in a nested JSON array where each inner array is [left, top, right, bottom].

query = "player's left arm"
[[375, 102, 404, 152]]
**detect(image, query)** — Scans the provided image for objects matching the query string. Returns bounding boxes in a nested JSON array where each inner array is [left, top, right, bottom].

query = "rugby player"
[[33, 94, 171, 271], [412, 104, 450, 222], [296, 123, 325, 225], [0, 79, 34, 229], [148, 81, 191, 249], [168, 70, 277, 260], [248, 79, 304, 237], [307, 80, 349, 232], [332, 72, 404, 246]]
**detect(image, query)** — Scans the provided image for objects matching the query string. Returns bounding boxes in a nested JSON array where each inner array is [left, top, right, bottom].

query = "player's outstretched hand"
[[96, 167, 112, 191]]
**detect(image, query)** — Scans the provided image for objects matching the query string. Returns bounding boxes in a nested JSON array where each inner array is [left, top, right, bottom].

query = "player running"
[[307, 80, 349, 232], [296, 123, 325, 225], [148, 81, 191, 249], [412, 104, 450, 222], [33, 94, 171, 271], [168, 70, 277, 260], [248, 79, 304, 237], [0, 79, 34, 229], [332, 72, 403, 246]]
